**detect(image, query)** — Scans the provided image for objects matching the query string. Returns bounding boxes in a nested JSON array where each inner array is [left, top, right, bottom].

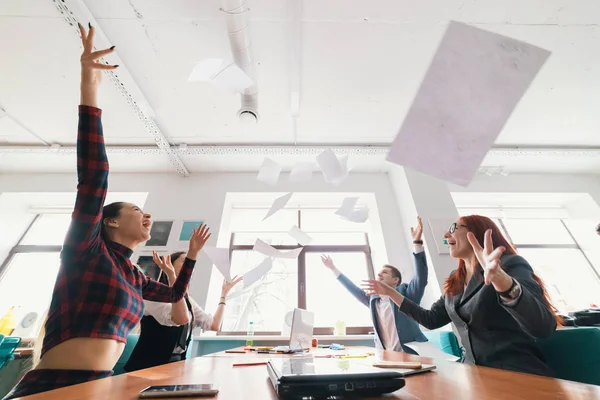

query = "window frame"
[[0, 215, 64, 281], [496, 218, 600, 283], [217, 209, 376, 336]]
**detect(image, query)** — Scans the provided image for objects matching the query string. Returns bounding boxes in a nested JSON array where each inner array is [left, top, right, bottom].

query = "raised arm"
[[209, 276, 242, 331], [62, 24, 118, 258], [321, 255, 369, 307], [496, 256, 558, 338], [404, 216, 429, 302], [467, 230, 557, 338], [362, 279, 451, 330], [141, 225, 211, 303], [152, 252, 190, 325]]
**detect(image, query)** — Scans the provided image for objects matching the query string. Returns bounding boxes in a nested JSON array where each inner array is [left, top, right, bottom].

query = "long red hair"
[[443, 215, 562, 325]]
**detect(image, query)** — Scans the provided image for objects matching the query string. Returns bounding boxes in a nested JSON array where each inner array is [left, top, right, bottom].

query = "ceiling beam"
[[52, 0, 190, 177], [1, 144, 599, 158]]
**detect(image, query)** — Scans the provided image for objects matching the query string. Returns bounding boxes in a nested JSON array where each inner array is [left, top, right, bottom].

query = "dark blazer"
[[337, 252, 429, 352], [123, 298, 193, 372], [400, 254, 557, 377]]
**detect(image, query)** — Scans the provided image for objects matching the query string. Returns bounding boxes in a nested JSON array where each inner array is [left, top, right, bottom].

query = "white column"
[[388, 166, 460, 308]]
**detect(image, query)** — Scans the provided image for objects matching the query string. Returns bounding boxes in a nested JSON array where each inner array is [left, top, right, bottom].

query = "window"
[[0, 213, 71, 337], [456, 208, 600, 313], [210, 200, 379, 335]]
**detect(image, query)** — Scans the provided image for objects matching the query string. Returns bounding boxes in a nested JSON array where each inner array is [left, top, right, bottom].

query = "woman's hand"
[[467, 229, 512, 291], [187, 224, 211, 258], [222, 275, 242, 297], [78, 23, 117, 87], [411, 216, 423, 242], [361, 279, 396, 297], [153, 251, 175, 280]]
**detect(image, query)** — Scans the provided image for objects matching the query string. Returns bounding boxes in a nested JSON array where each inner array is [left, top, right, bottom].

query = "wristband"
[[497, 278, 517, 298], [413, 240, 423, 245]]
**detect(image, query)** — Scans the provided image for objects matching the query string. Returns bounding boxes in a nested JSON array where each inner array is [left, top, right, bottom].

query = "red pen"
[[232, 362, 268, 367]]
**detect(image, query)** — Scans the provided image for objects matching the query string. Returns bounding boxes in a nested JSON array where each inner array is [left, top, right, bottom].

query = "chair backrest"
[[113, 334, 140, 375], [423, 330, 462, 358], [537, 327, 600, 385], [0, 336, 22, 371]]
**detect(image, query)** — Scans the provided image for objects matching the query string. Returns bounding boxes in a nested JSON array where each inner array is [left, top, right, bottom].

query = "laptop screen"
[[270, 357, 402, 380]]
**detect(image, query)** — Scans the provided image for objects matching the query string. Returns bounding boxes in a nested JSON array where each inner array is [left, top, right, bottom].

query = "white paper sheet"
[[202, 245, 231, 282], [334, 197, 359, 217], [263, 192, 293, 221], [243, 257, 273, 288], [189, 59, 254, 94], [386, 21, 550, 187], [226, 289, 245, 300], [404, 341, 460, 362], [342, 207, 370, 223], [256, 158, 282, 186], [289, 162, 314, 182], [316, 149, 349, 185], [288, 225, 313, 245], [253, 239, 303, 259]]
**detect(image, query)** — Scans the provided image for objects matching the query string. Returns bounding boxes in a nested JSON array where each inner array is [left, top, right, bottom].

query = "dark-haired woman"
[[4, 24, 210, 400], [362, 215, 560, 377], [124, 252, 242, 372]]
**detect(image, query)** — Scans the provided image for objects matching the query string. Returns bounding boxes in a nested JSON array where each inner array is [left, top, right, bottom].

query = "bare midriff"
[[36, 338, 125, 371]]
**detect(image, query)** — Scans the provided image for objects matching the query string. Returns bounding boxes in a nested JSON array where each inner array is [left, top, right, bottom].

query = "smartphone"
[[138, 384, 219, 398]]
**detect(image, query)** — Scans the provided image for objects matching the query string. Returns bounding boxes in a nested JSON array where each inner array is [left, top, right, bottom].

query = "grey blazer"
[[400, 254, 557, 377]]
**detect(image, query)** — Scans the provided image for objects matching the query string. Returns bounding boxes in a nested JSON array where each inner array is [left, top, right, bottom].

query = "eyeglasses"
[[448, 222, 468, 234]]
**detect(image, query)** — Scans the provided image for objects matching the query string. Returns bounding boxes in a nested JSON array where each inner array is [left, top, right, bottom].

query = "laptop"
[[271, 309, 314, 354], [267, 356, 405, 399]]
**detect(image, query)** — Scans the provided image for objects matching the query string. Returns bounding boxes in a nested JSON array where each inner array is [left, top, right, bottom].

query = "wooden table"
[[15, 347, 600, 399]]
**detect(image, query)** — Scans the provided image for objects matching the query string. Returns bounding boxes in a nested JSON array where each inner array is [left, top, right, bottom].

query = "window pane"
[[232, 232, 297, 246], [228, 209, 297, 232], [563, 220, 600, 272], [502, 219, 574, 245], [305, 252, 373, 328], [219, 250, 297, 332], [21, 214, 72, 246], [304, 232, 367, 246], [301, 209, 369, 232], [0, 253, 60, 328], [518, 249, 600, 312]]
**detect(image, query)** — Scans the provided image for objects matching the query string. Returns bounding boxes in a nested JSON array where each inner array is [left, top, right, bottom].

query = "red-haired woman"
[[362, 215, 559, 377]]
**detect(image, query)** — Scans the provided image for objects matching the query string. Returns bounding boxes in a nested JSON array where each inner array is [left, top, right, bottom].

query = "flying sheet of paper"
[[335, 197, 359, 217], [189, 58, 254, 93], [288, 225, 313, 245], [243, 257, 273, 288], [226, 288, 245, 300], [202, 245, 231, 282], [386, 21, 550, 187], [342, 207, 369, 223], [316, 149, 349, 185], [256, 158, 282, 186], [263, 192, 293, 221], [289, 162, 314, 182], [404, 341, 460, 362], [253, 239, 303, 259]]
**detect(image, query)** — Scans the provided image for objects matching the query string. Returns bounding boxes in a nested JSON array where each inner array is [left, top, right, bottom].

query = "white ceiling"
[[0, 0, 599, 174]]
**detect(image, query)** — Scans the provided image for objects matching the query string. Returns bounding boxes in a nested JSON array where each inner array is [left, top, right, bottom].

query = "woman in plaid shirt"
[[4, 24, 209, 399]]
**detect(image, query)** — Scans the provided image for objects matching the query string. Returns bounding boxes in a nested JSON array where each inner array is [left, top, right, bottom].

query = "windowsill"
[[193, 334, 374, 341]]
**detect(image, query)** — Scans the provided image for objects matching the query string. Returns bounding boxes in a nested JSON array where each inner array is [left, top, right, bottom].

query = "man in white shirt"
[[321, 217, 429, 353]]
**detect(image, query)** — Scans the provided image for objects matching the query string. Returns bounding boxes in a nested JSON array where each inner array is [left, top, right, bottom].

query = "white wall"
[[0, 172, 412, 309]]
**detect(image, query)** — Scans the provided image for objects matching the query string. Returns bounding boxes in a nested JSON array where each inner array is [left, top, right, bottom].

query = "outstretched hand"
[[222, 275, 242, 296], [410, 216, 424, 242], [320, 255, 336, 270], [188, 224, 211, 256], [78, 23, 118, 88], [361, 279, 395, 297], [153, 251, 175, 277], [467, 229, 510, 289]]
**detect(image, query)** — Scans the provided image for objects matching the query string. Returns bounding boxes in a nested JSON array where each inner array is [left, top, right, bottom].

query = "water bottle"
[[246, 321, 255, 347]]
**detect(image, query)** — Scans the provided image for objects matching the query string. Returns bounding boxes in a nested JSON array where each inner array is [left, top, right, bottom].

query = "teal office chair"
[[0, 336, 22, 371], [537, 327, 600, 385], [423, 330, 462, 358], [113, 334, 140, 375]]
